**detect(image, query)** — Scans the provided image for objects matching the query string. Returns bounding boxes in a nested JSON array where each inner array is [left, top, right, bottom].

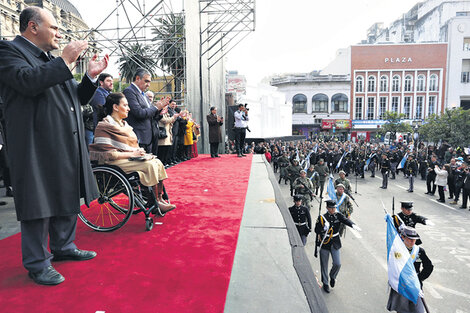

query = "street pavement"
[[276, 169, 470, 313]]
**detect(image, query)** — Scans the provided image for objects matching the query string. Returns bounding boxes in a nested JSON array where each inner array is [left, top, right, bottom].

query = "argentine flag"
[[385, 214, 423, 304], [326, 174, 337, 201], [336, 151, 348, 169], [397, 153, 408, 170]]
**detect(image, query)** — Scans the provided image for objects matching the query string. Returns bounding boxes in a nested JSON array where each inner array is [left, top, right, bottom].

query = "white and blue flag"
[[385, 214, 422, 304], [327, 174, 336, 201], [336, 151, 348, 169], [397, 153, 408, 170]]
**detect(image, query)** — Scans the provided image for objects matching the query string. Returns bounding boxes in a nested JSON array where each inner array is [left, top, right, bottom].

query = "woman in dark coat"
[[206, 106, 224, 158]]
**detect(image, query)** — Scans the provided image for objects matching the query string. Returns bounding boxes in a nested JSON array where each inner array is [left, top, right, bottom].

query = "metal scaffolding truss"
[[199, 0, 255, 69], [69, 0, 186, 101]]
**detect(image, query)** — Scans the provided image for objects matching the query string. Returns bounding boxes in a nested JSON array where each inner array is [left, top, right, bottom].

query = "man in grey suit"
[[123, 69, 159, 154], [0, 7, 108, 285]]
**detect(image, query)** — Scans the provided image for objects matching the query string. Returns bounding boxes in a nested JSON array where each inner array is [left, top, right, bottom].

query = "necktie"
[[141, 91, 150, 107]]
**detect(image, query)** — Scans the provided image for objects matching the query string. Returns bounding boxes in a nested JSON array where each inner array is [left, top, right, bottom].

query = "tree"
[[379, 111, 413, 140], [118, 43, 156, 83], [152, 13, 185, 101], [419, 108, 470, 147]]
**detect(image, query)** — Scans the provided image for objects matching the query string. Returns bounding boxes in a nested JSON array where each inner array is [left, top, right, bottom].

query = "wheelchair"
[[79, 163, 170, 232]]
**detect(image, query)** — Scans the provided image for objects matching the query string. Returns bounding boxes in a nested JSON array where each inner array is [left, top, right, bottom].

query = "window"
[[367, 97, 375, 120], [404, 75, 413, 92], [429, 74, 438, 91], [380, 75, 388, 92], [292, 94, 307, 113], [368, 76, 376, 92], [379, 97, 387, 119], [355, 76, 364, 92], [392, 75, 400, 92], [462, 59, 470, 83], [428, 96, 436, 116], [417, 75, 425, 91], [464, 38, 470, 51], [416, 96, 423, 119], [391, 97, 399, 113], [355, 97, 363, 120], [332, 93, 348, 112], [312, 94, 328, 112], [403, 97, 411, 119]]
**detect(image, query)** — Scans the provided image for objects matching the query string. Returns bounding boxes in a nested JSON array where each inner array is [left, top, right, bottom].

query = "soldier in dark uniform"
[[288, 195, 312, 246], [380, 153, 391, 189], [418, 150, 428, 180], [389, 149, 399, 179], [356, 149, 366, 178], [406, 154, 419, 192], [392, 201, 427, 245], [387, 226, 433, 313], [425, 155, 439, 195], [315, 200, 361, 293]]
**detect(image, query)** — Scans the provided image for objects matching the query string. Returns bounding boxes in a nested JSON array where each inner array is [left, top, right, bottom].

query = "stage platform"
[[0, 154, 327, 313]]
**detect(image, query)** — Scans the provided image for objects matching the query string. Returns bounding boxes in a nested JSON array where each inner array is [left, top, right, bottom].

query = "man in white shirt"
[[233, 104, 249, 157]]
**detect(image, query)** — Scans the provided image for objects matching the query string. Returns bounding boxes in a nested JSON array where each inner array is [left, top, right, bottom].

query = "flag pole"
[[422, 296, 431, 313]]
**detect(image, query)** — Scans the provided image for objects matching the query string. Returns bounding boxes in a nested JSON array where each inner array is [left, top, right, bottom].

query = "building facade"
[[0, 0, 93, 73], [351, 43, 448, 134], [271, 73, 351, 139]]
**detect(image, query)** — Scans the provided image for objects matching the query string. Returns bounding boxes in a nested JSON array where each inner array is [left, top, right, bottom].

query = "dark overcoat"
[[206, 113, 223, 143], [0, 36, 99, 221]]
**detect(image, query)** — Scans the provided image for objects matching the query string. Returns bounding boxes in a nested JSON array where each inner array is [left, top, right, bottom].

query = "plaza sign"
[[384, 57, 413, 63]]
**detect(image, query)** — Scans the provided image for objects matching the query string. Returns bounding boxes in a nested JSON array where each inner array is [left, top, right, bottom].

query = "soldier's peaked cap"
[[325, 200, 336, 208], [400, 201, 413, 209], [293, 195, 303, 202], [401, 226, 420, 240]]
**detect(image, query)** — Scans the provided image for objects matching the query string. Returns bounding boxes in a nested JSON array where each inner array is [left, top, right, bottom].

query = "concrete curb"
[[262, 155, 329, 313]]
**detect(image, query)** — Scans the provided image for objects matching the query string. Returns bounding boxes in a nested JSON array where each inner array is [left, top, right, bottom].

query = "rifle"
[[392, 196, 395, 216], [314, 196, 323, 258], [344, 189, 359, 207], [299, 181, 319, 203]]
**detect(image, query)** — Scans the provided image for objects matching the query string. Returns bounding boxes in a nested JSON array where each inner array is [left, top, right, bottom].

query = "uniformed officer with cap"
[[288, 195, 312, 246], [315, 199, 361, 293], [392, 201, 427, 245], [406, 154, 419, 192], [387, 226, 433, 313]]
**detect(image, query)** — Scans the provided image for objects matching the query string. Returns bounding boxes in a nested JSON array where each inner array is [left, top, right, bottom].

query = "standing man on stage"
[[288, 195, 312, 246], [123, 68, 160, 154], [387, 226, 433, 313], [87, 73, 113, 144], [0, 6, 108, 285], [315, 200, 361, 293], [234, 103, 249, 157], [206, 106, 223, 158]]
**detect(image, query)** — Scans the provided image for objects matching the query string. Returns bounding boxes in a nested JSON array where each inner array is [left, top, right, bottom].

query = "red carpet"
[[0, 154, 252, 313]]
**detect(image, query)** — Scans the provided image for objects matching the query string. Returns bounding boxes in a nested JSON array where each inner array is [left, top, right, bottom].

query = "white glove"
[[323, 220, 330, 232], [0, 144, 2, 151], [352, 224, 362, 231]]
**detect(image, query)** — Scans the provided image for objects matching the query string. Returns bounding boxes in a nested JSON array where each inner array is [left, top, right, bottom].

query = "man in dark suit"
[[123, 69, 159, 154], [206, 106, 224, 158], [86, 72, 113, 144], [0, 7, 108, 285]]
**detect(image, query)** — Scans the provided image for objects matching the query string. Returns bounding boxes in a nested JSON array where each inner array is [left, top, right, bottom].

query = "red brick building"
[[350, 43, 447, 132]]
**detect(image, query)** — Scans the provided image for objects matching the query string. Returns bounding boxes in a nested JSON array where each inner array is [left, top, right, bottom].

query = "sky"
[[70, 0, 418, 84]]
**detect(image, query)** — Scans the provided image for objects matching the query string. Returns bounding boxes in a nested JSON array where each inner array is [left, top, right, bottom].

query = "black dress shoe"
[[28, 266, 64, 285], [5, 186, 13, 197], [330, 278, 335, 288], [53, 249, 97, 261], [436, 199, 445, 203], [323, 284, 330, 293], [215, 155, 221, 158], [459, 206, 467, 209], [408, 190, 413, 192]]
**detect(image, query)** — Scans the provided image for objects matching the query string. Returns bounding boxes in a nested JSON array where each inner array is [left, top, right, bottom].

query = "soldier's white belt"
[[295, 222, 307, 226]]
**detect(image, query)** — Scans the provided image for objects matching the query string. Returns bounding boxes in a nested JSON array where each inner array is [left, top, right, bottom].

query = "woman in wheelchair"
[[89, 92, 176, 215]]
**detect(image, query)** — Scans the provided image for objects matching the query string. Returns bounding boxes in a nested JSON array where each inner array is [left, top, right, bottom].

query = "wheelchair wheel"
[[145, 217, 154, 231], [79, 166, 135, 232]]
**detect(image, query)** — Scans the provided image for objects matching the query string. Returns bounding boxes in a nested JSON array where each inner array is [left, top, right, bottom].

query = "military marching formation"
[[265, 138, 470, 312]]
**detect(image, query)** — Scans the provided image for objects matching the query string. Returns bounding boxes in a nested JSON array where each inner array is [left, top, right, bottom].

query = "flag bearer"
[[387, 226, 433, 313]]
